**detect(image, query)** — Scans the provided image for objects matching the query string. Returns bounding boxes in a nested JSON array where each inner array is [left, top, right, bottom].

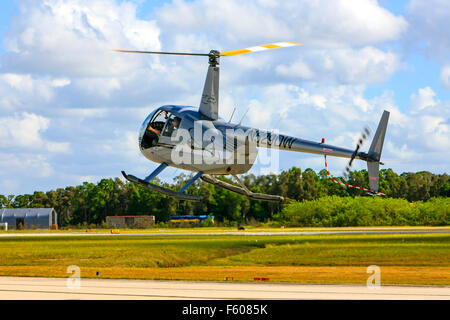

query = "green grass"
[[209, 241, 449, 266], [1, 233, 449, 268], [1, 233, 449, 285], [2, 225, 449, 234]]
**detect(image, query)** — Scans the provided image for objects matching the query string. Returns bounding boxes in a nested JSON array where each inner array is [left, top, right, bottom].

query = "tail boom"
[[243, 110, 390, 194]]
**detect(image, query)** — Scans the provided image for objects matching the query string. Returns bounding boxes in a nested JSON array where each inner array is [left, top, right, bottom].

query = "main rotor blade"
[[220, 41, 301, 56], [114, 49, 210, 56]]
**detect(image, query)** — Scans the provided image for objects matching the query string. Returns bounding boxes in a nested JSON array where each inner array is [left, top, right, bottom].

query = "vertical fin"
[[199, 66, 219, 120], [367, 110, 389, 193], [367, 161, 380, 192], [368, 110, 389, 161]]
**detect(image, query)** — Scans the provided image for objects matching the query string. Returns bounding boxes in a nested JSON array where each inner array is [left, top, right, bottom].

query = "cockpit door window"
[[161, 114, 182, 137], [140, 110, 168, 149]]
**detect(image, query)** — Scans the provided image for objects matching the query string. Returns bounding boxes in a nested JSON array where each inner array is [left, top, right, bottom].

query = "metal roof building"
[[106, 215, 154, 228], [0, 208, 57, 230]]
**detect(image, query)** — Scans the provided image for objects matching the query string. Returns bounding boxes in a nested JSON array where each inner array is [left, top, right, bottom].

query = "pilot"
[[147, 124, 161, 135], [146, 111, 169, 135]]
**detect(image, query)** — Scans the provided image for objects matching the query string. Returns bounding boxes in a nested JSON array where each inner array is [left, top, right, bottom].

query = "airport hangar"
[[0, 208, 57, 230]]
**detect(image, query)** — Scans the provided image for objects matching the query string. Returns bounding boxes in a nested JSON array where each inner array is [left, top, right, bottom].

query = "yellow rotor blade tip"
[[221, 42, 301, 56]]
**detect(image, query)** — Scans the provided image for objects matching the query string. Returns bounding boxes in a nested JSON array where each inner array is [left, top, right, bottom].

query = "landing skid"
[[121, 171, 203, 201], [122, 163, 283, 202], [201, 174, 284, 202]]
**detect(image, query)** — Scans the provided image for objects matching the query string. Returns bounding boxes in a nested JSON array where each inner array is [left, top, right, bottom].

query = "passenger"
[[172, 117, 181, 129], [164, 117, 181, 136]]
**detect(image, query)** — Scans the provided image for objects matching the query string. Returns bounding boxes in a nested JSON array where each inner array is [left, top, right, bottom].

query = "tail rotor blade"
[[343, 126, 371, 180]]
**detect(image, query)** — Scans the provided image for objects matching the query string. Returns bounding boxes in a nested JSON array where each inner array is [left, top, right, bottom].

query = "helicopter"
[[116, 42, 389, 202]]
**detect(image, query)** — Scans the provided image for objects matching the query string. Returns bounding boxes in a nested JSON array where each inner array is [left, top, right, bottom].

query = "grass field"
[[0, 232, 449, 285], [2, 225, 450, 233]]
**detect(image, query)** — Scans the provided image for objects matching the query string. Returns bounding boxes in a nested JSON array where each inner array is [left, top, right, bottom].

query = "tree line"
[[277, 196, 449, 227], [0, 168, 448, 227]]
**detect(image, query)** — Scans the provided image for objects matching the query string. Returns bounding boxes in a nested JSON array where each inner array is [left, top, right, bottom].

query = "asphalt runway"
[[0, 277, 449, 300], [1, 229, 449, 237]]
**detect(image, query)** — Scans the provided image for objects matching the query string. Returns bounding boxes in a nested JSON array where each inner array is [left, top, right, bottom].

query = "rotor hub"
[[208, 50, 221, 67]]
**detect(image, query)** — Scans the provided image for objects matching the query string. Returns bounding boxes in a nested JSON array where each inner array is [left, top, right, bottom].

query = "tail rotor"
[[325, 110, 389, 196], [343, 126, 371, 180]]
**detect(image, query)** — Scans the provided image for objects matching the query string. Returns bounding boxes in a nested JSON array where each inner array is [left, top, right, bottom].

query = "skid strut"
[[179, 171, 203, 194], [122, 163, 203, 201], [201, 174, 284, 202], [145, 162, 167, 182]]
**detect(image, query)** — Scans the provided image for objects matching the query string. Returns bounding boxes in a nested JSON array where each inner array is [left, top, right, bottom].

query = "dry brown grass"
[[1, 233, 448, 286], [0, 265, 448, 286]]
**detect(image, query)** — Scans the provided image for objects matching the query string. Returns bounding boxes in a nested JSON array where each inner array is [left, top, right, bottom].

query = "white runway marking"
[[0, 277, 449, 300]]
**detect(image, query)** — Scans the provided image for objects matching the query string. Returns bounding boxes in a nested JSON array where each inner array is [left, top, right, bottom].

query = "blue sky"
[[0, 0, 449, 195], [0, 1, 17, 53]]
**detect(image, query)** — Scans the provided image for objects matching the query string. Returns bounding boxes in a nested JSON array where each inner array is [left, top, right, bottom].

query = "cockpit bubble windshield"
[[139, 109, 182, 149]]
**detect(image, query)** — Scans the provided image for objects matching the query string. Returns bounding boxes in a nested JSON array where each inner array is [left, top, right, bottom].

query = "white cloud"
[[416, 115, 449, 150], [409, 86, 439, 114], [0, 0, 448, 195], [406, 0, 450, 90], [407, 0, 450, 62], [77, 175, 103, 184], [440, 65, 450, 90], [104, 130, 141, 160], [247, 99, 272, 128], [157, 0, 405, 86], [1, 73, 34, 92], [240, 83, 450, 176], [2, 0, 161, 79], [407, 87, 449, 151], [45, 141, 71, 153], [58, 108, 108, 118], [0, 153, 53, 178], [0, 113, 49, 148], [0, 112, 69, 153], [158, 0, 407, 46], [0, 73, 71, 112], [276, 60, 314, 80], [51, 78, 71, 87], [276, 46, 401, 84]]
